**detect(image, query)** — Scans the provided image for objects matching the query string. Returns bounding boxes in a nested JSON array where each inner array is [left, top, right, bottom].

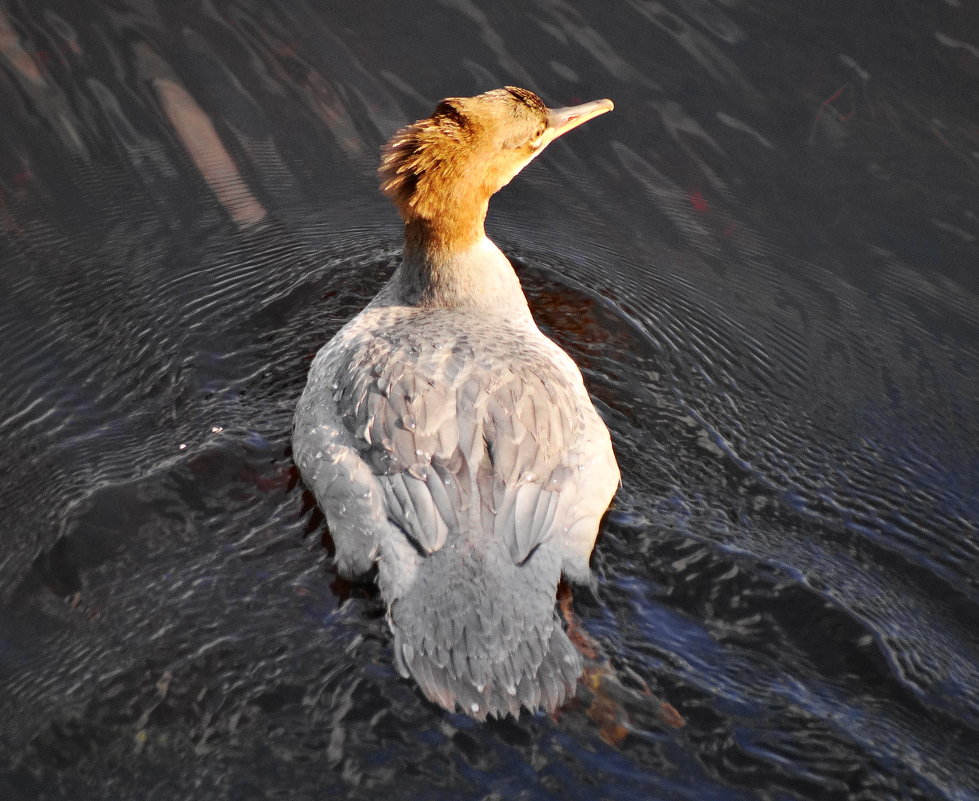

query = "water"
[[1, 1, 976, 799]]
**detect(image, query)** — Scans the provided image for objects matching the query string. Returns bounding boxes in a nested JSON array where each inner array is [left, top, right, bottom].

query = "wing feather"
[[316, 314, 615, 575]]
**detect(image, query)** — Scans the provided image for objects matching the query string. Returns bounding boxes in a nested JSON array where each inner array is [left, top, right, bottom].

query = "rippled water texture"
[[1, 1, 977, 799]]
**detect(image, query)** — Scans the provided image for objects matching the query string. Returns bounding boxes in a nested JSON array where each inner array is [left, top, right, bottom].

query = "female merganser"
[[294, 86, 618, 719]]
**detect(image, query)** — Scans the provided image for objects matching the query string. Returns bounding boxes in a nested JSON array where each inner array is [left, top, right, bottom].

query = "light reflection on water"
[[0, 2, 977, 800]]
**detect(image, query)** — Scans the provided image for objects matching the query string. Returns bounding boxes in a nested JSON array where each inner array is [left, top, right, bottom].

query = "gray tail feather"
[[389, 547, 582, 719]]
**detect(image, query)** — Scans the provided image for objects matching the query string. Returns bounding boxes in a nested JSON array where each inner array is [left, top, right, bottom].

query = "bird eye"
[[528, 129, 546, 149]]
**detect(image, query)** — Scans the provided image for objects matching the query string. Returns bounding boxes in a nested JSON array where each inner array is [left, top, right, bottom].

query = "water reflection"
[[0, 1, 976, 800]]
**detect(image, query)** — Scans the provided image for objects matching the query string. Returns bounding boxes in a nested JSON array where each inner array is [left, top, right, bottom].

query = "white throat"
[[378, 236, 534, 316]]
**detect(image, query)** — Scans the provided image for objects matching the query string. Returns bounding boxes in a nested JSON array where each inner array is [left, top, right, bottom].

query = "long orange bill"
[[546, 98, 615, 141]]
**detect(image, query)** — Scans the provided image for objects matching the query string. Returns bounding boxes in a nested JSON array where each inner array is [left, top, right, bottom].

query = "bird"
[[293, 86, 619, 719]]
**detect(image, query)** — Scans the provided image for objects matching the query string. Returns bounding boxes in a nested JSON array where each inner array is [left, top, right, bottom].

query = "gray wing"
[[294, 313, 619, 581], [293, 348, 389, 578]]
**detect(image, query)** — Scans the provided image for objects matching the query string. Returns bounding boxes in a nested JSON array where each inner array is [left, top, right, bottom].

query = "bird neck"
[[381, 218, 531, 314], [404, 178, 491, 251]]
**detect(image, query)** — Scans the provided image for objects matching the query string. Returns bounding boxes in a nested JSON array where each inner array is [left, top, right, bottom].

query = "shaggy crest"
[[379, 87, 549, 226]]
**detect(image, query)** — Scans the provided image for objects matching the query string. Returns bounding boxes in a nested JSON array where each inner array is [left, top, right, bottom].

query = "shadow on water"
[[0, 1, 977, 799]]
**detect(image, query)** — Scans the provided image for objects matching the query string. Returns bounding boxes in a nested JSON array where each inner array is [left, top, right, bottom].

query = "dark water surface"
[[1, 1, 977, 799]]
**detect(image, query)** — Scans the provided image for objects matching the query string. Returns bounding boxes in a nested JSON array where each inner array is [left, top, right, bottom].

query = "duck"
[[293, 86, 619, 719]]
